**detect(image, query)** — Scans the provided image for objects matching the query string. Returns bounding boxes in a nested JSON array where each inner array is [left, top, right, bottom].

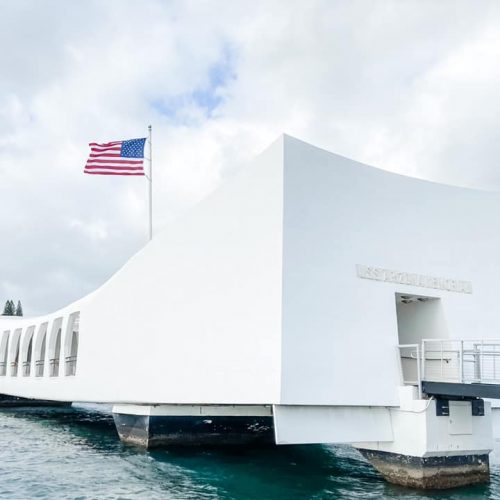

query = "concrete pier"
[[355, 388, 493, 489], [112, 404, 275, 448], [360, 449, 489, 489]]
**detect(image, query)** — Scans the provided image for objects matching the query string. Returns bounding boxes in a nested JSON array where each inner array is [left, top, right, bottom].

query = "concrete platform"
[[360, 449, 490, 489]]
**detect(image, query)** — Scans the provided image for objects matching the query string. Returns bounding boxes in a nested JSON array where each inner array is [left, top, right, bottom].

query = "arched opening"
[[34, 323, 48, 377], [0, 331, 9, 376], [9, 328, 22, 376], [48, 318, 63, 377], [21, 326, 35, 377], [65, 312, 79, 376]]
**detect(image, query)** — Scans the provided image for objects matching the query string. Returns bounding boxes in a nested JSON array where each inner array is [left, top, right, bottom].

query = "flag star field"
[[121, 138, 147, 158]]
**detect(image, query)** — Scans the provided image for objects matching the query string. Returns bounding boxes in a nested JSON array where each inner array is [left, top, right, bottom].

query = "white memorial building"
[[1, 135, 500, 489]]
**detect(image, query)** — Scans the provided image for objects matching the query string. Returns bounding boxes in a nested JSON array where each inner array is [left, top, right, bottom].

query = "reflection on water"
[[0, 404, 498, 499]]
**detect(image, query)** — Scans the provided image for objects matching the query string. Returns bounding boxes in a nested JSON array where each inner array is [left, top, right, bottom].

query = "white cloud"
[[2, 0, 500, 314]]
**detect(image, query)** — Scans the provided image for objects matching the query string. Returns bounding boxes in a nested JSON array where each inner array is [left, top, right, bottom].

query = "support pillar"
[[355, 388, 493, 489], [112, 404, 275, 448]]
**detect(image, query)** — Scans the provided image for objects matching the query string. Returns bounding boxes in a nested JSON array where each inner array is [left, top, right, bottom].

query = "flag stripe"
[[86, 159, 143, 165], [90, 146, 121, 153], [89, 141, 121, 147], [89, 153, 121, 158], [84, 170, 145, 176], [91, 144, 121, 149], [85, 165, 144, 171]]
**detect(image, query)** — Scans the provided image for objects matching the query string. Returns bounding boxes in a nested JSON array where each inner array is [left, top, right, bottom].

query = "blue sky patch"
[[151, 45, 236, 123]]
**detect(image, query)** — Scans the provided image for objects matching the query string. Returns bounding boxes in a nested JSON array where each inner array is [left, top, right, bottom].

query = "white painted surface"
[[357, 399, 493, 458], [0, 136, 284, 404], [448, 401, 473, 435], [490, 408, 500, 464], [112, 404, 273, 417], [279, 136, 500, 406], [273, 405, 393, 444], [1, 135, 500, 422]]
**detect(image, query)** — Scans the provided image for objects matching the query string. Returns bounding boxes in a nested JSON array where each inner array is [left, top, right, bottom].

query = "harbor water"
[[0, 404, 499, 499]]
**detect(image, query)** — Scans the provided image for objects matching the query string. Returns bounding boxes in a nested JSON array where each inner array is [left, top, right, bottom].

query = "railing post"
[[459, 340, 464, 383], [440, 341, 444, 379], [480, 339, 484, 382], [421, 340, 426, 382], [492, 346, 497, 380], [416, 344, 422, 399], [474, 343, 480, 382]]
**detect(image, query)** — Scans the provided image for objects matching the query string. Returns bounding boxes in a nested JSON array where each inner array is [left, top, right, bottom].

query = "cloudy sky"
[[2, 0, 500, 315]]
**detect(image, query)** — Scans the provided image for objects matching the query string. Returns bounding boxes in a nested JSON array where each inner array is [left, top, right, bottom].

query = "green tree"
[[15, 300, 23, 317], [2, 300, 14, 316]]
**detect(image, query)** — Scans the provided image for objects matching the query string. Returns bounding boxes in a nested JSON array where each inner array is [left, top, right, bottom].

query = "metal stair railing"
[[398, 339, 500, 391]]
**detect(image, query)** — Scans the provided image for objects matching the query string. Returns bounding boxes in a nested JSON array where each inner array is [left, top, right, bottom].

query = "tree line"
[[2, 300, 23, 316]]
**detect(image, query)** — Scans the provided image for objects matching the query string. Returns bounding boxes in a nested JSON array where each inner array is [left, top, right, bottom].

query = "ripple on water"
[[0, 405, 498, 499]]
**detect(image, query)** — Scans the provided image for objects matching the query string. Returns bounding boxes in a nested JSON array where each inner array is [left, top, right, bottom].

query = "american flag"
[[84, 138, 147, 176]]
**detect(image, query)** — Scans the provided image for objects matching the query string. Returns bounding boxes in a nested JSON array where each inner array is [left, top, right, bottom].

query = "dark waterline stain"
[[0, 404, 497, 499]]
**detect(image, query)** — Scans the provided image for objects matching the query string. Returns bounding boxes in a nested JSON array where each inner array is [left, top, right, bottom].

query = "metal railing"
[[398, 338, 500, 389], [35, 360, 44, 377], [65, 356, 77, 376], [0, 358, 77, 378], [0, 357, 77, 378]]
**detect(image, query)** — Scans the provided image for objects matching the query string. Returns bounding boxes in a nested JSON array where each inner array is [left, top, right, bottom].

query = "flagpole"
[[148, 125, 153, 241]]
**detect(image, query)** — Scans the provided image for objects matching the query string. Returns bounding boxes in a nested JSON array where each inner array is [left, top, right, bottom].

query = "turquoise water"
[[0, 404, 499, 499]]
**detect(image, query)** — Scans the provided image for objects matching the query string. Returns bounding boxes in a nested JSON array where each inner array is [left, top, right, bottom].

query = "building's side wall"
[[280, 135, 500, 406], [0, 137, 285, 404]]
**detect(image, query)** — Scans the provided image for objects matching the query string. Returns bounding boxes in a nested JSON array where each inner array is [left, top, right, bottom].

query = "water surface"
[[0, 404, 498, 499]]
